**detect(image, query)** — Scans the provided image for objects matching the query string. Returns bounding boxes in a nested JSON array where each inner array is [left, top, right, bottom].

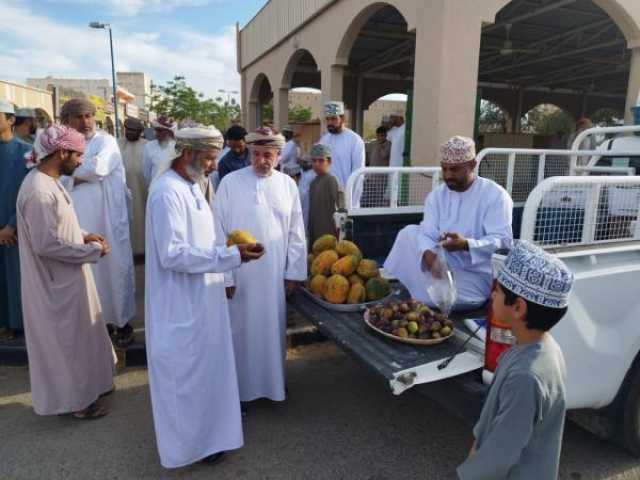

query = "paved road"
[[1, 344, 639, 480]]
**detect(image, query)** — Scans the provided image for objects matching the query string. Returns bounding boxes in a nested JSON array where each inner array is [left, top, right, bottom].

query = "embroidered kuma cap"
[[497, 240, 574, 308], [324, 101, 345, 117], [440, 136, 476, 164]]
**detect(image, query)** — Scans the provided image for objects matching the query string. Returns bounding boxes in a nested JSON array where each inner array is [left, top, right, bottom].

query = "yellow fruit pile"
[[306, 235, 391, 305], [226, 230, 258, 247]]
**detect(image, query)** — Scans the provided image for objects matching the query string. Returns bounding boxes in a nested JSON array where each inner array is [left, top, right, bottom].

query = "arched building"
[[238, 0, 640, 165]]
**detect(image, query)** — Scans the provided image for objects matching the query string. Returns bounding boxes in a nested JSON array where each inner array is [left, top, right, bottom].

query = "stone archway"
[[248, 73, 274, 130]]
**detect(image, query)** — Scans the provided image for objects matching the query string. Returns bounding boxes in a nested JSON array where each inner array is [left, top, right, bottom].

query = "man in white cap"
[[214, 127, 307, 405], [143, 115, 177, 187], [14, 108, 37, 144], [61, 98, 136, 346], [146, 126, 264, 469], [387, 110, 406, 168], [458, 240, 573, 480], [384, 136, 513, 310], [319, 101, 365, 193], [279, 125, 301, 172], [0, 100, 31, 340]]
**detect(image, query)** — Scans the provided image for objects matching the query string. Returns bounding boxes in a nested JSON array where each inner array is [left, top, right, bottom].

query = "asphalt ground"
[[2, 343, 640, 480]]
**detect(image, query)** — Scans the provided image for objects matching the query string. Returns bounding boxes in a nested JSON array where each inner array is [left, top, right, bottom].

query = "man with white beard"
[[145, 127, 264, 468], [61, 98, 136, 347], [214, 127, 307, 405], [143, 116, 177, 187]]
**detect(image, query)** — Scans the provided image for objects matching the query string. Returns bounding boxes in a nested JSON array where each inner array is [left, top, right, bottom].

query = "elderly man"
[[384, 136, 513, 310], [214, 127, 307, 404], [319, 101, 365, 192], [61, 98, 136, 346], [146, 127, 264, 468], [17, 125, 114, 419], [14, 108, 37, 144], [143, 116, 177, 187], [0, 101, 31, 339], [120, 118, 147, 257], [217, 124, 251, 181]]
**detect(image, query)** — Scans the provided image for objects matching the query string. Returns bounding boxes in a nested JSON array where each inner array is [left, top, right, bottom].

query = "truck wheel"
[[619, 364, 640, 457]]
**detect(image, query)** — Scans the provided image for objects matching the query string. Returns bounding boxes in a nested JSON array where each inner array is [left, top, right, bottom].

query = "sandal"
[[72, 401, 109, 420]]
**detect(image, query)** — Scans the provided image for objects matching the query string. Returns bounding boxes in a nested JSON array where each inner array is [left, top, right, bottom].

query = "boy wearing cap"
[[308, 143, 344, 246], [0, 100, 31, 339], [458, 240, 574, 480]]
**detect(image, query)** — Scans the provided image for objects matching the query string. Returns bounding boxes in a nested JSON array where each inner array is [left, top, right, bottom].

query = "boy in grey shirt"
[[458, 240, 574, 479]]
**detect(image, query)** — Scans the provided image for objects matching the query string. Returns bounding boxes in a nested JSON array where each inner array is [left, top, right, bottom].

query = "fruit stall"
[[288, 235, 489, 419]]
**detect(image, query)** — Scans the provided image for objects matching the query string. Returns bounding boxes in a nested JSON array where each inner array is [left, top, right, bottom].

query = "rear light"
[[484, 304, 515, 372]]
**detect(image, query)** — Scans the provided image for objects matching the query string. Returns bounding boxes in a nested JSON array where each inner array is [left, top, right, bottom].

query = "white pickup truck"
[[289, 130, 640, 455]]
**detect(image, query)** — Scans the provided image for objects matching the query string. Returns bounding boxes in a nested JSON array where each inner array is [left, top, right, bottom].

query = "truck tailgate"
[[288, 291, 486, 395]]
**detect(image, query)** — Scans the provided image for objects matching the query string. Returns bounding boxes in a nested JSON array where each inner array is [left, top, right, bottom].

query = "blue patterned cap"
[[310, 143, 331, 158], [497, 240, 574, 308], [324, 101, 344, 117]]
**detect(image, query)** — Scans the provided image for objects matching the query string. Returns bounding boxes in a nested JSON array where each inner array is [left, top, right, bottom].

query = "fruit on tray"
[[324, 274, 350, 304], [336, 240, 362, 260], [357, 259, 379, 279], [365, 277, 391, 302], [226, 229, 257, 247], [312, 234, 338, 255], [311, 250, 339, 276], [367, 299, 454, 341], [309, 274, 327, 296], [347, 283, 366, 304], [305, 235, 390, 305], [331, 255, 360, 276]]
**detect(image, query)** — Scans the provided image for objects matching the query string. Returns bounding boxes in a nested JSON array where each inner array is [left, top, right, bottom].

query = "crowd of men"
[[0, 95, 576, 478]]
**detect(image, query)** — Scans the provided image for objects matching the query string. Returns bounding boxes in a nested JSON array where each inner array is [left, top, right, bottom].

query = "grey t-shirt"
[[458, 335, 567, 480]]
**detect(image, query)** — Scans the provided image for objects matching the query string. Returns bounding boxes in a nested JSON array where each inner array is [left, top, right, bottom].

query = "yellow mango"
[[323, 274, 350, 304], [330, 255, 359, 277], [310, 249, 339, 276], [347, 283, 366, 304], [357, 259, 379, 279], [309, 274, 327, 297], [312, 234, 338, 255], [226, 229, 257, 247]]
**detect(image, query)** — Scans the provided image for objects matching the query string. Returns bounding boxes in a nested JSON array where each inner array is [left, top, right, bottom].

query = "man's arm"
[[25, 193, 103, 263], [352, 136, 366, 176], [151, 191, 241, 274], [457, 373, 541, 479], [74, 135, 122, 182], [466, 192, 513, 265], [416, 190, 442, 272]]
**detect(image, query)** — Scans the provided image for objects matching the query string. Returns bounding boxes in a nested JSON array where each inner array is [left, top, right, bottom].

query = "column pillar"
[[273, 87, 289, 131], [624, 47, 640, 125], [411, 1, 486, 165], [355, 75, 365, 136], [514, 89, 524, 133], [321, 64, 345, 129], [247, 100, 259, 130]]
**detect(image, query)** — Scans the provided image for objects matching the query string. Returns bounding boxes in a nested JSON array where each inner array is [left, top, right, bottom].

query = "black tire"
[[618, 363, 640, 456]]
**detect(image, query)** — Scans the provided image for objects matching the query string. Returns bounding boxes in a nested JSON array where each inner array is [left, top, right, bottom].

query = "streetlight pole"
[[90, 22, 120, 139]]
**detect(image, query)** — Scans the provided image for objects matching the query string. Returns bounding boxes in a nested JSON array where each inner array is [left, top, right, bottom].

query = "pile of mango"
[[306, 235, 391, 305]]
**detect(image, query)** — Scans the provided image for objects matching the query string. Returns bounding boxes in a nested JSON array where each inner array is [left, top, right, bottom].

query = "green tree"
[[288, 103, 313, 123], [151, 76, 241, 131], [479, 100, 508, 133], [521, 104, 574, 135], [591, 108, 623, 127]]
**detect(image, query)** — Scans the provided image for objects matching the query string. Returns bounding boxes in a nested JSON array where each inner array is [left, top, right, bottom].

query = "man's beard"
[[327, 125, 339, 134], [61, 160, 78, 176], [186, 162, 206, 183]]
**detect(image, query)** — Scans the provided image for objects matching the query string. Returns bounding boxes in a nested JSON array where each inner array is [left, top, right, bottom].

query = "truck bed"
[[288, 289, 489, 423]]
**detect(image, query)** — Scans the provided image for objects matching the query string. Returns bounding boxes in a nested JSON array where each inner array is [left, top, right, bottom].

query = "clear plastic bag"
[[427, 245, 458, 317]]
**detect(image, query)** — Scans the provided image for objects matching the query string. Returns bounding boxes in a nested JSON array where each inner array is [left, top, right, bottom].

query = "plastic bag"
[[426, 245, 458, 317]]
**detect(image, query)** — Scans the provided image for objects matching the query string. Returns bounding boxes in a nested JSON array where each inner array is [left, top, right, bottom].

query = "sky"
[[0, 0, 267, 100]]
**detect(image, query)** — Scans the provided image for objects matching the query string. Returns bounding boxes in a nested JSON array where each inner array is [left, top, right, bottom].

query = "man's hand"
[[226, 287, 236, 299], [99, 241, 111, 257], [422, 250, 442, 279], [84, 233, 105, 244], [285, 280, 298, 297], [236, 243, 265, 263], [440, 232, 469, 252], [0, 225, 17, 247]]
